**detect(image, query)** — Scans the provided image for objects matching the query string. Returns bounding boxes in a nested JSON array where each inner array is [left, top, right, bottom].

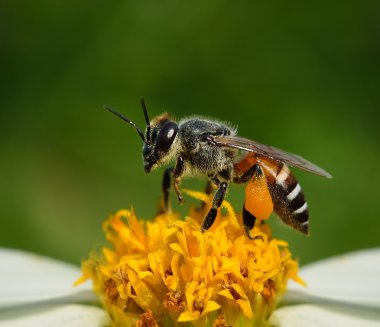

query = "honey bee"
[[104, 99, 332, 239]]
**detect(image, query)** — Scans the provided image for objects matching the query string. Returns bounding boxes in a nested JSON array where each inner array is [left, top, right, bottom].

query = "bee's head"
[[142, 113, 179, 173], [104, 98, 178, 173]]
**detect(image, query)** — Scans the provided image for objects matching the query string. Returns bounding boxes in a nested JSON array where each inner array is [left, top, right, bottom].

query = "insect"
[[104, 99, 332, 239]]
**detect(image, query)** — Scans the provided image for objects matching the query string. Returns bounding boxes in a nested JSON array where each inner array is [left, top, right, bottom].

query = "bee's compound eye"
[[156, 121, 178, 154]]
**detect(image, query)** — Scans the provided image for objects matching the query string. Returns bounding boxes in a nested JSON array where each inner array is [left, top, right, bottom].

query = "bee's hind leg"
[[243, 206, 257, 239], [201, 181, 228, 232], [233, 164, 260, 184], [238, 164, 270, 240]]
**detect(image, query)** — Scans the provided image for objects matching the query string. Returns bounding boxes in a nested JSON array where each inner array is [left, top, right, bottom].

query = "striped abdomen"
[[260, 159, 309, 234]]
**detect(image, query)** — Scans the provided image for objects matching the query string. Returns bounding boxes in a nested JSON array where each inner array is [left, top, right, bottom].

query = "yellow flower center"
[[76, 190, 304, 327]]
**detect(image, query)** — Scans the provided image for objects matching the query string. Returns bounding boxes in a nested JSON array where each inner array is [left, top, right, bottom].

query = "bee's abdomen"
[[266, 164, 309, 234]]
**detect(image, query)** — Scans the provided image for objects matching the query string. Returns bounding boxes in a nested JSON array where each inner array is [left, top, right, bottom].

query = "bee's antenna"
[[103, 105, 147, 143], [140, 97, 151, 143]]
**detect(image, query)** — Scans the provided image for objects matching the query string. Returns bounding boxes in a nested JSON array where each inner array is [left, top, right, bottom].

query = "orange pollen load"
[[245, 175, 273, 220]]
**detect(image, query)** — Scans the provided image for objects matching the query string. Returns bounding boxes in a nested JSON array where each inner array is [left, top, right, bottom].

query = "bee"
[[104, 99, 332, 239]]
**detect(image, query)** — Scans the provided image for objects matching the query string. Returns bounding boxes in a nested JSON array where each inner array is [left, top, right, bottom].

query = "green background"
[[1, 1, 379, 266]]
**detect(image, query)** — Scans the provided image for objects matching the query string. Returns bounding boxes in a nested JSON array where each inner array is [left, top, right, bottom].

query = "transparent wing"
[[213, 135, 332, 178]]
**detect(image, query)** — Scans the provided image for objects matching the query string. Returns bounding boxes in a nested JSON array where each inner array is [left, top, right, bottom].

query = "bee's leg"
[[159, 167, 174, 213], [204, 180, 213, 195], [232, 163, 262, 237], [243, 205, 257, 239], [233, 164, 260, 184], [173, 155, 185, 204], [159, 156, 185, 212], [241, 164, 273, 239], [201, 181, 228, 232], [195, 180, 213, 212]]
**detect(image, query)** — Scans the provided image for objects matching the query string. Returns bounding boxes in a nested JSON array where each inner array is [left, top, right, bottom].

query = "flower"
[[0, 193, 379, 326], [75, 190, 304, 326]]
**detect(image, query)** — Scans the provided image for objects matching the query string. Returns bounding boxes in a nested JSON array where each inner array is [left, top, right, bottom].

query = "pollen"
[[77, 190, 303, 326]]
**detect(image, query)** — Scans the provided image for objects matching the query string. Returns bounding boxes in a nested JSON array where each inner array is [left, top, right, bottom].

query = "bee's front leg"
[[160, 156, 185, 213], [173, 155, 185, 204], [161, 167, 174, 213]]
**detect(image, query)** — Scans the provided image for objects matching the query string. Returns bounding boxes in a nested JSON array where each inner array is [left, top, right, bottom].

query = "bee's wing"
[[213, 135, 332, 178]]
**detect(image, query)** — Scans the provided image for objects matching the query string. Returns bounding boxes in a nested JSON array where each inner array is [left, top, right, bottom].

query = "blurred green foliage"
[[0, 1, 379, 266]]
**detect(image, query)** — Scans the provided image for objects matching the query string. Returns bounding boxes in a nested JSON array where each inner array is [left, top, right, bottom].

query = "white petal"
[[285, 248, 380, 308], [0, 248, 96, 308], [271, 304, 380, 327], [0, 304, 109, 327]]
